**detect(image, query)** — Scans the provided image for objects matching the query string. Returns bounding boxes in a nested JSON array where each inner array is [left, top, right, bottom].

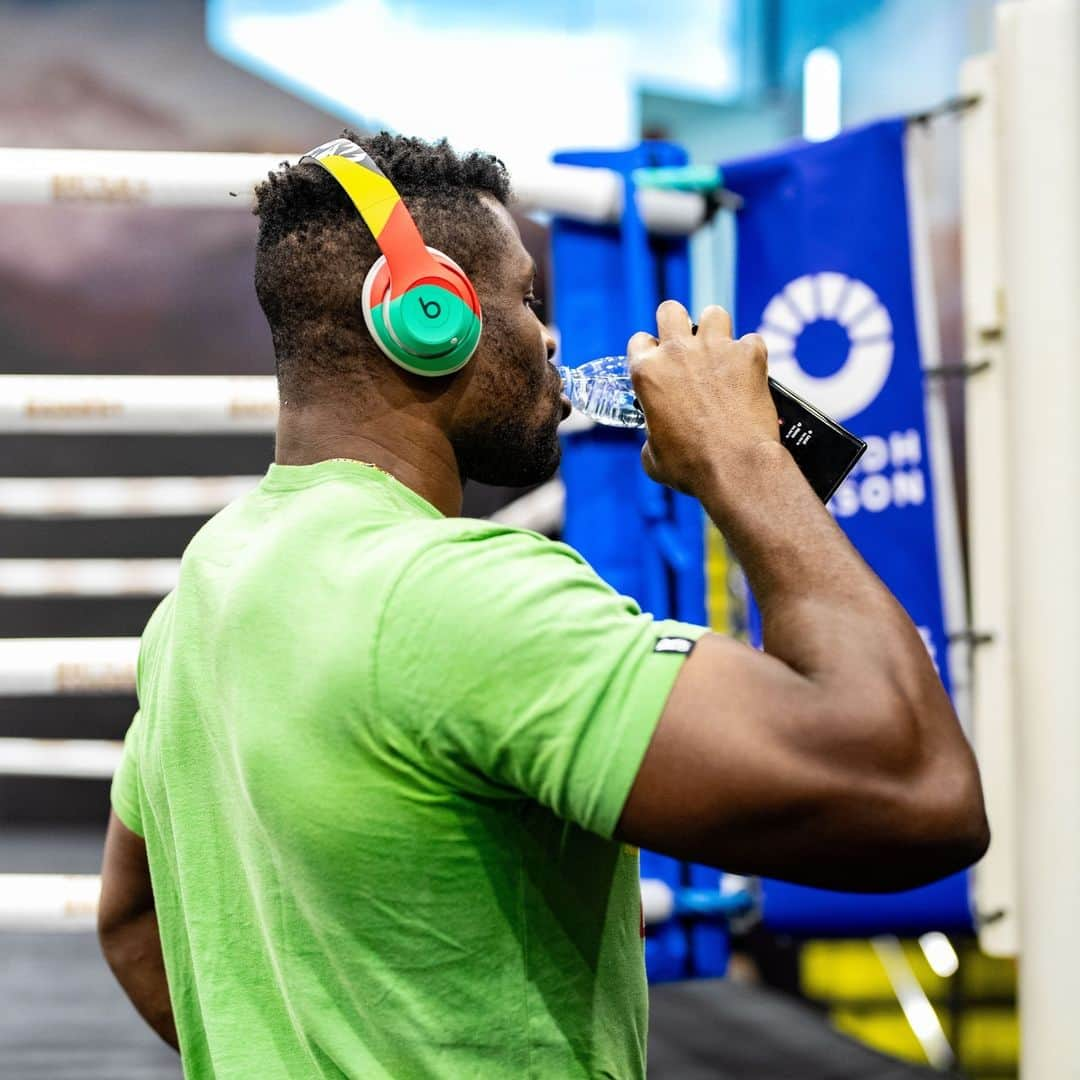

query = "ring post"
[[995, 2, 1080, 1073]]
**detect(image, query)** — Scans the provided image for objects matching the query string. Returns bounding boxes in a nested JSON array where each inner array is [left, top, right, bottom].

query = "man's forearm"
[[699, 438, 988, 886], [704, 440, 957, 751], [101, 909, 179, 1052]]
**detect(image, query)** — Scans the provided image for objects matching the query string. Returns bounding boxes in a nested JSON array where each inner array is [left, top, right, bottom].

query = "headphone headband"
[[299, 137, 483, 377], [300, 138, 440, 294]]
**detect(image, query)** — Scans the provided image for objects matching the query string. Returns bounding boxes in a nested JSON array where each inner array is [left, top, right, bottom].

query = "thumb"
[[640, 440, 660, 482]]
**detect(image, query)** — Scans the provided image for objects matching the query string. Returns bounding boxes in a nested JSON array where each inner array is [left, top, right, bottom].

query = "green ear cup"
[[369, 286, 482, 376], [361, 251, 484, 377], [395, 287, 473, 353]]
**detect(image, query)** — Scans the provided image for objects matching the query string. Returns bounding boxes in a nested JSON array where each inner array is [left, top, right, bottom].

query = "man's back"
[[112, 459, 705, 1078]]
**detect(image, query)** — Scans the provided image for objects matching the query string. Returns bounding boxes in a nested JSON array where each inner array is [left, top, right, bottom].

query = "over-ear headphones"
[[300, 138, 482, 377]]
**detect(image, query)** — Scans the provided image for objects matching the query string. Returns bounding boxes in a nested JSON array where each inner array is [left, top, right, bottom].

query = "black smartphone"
[[766, 378, 867, 502], [689, 323, 866, 503]]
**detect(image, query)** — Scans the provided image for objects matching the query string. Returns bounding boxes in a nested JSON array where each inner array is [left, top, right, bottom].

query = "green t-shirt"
[[111, 459, 707, 1079]]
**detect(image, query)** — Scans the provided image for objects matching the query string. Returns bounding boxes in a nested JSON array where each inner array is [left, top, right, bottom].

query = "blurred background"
[[0, 2, 1022, 1078]]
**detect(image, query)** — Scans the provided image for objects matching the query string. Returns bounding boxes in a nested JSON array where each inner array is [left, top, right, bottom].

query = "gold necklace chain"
[[324, 457, 393, 478]]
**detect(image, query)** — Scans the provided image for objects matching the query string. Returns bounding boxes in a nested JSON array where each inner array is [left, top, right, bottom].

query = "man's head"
[[253, 130, 564, 487]]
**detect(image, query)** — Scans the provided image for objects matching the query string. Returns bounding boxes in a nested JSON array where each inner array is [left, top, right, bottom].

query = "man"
[[99, 130, 988, 1078]]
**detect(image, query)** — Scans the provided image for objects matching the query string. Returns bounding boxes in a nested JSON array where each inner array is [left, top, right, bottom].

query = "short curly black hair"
[[254, 130, 512, 400]]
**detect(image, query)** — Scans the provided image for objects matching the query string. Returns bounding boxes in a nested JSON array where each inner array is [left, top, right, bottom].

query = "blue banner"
[[721, 119, 971, 932]]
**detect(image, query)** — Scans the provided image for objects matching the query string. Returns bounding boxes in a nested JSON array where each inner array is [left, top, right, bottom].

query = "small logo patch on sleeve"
[[654, 636, 696, 655]]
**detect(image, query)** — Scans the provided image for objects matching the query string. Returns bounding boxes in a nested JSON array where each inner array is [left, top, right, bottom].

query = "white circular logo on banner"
[[756, 273, 894, 423]]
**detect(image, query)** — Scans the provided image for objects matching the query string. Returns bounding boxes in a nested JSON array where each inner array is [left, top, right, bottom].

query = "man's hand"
[[627, 300, 779, 496]]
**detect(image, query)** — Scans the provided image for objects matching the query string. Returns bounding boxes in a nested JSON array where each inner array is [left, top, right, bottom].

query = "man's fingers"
[[698, 304, 733, 342], [656, 300, 692, 342], [627, 330, 659, 366], [740, 332, 768, 361]]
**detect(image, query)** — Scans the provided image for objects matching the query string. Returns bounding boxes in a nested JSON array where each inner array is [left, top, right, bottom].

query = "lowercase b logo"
[[418, 294, 442, 320]]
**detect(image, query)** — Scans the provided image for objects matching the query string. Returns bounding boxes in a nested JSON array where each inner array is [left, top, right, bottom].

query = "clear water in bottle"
[[556, 356, 645, 429]]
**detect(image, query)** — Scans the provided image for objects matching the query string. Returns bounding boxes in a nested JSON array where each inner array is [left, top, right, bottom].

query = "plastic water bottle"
[[556, 356, 644, 429], [558, 353, 869, 503]]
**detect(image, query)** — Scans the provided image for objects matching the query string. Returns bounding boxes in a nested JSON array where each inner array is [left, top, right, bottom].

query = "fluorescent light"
[[803, 47, 842, 142], [207, 0, 739, 169]]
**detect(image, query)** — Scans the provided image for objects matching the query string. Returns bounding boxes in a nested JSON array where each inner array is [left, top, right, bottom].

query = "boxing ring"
[[2, 4, 1078, 1069], [0, 146, 752, 940]]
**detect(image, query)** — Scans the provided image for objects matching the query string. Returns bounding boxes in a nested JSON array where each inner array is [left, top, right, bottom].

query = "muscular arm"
[[98, 811, 179, 1052], [617, 303, 988, 892]]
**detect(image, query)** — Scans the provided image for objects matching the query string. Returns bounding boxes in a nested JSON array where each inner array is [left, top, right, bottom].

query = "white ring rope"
[[0, 474, 567, 525], [0, 480, 565, 598], [0, 873, 679, 932], [0, 488, 564, 598], [0, 874, 102, 931], [0, 498, 565, 596], [0, 375, 594, 436], [0, 147, 706, 235], [0, 476, 261, 518], [640, 877, 677, 925], [489, 478, 566, 535], [0, 738, 122, 779], [0, 486, 562, 690], [0, 559, 180, 597], [0, 374, 278, 434], [0, 637, 137, 696]]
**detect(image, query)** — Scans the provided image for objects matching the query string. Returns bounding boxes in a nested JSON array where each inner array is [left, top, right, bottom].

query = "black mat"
[[648, 979, 948, 1079], [0, 930, 182, 1080]]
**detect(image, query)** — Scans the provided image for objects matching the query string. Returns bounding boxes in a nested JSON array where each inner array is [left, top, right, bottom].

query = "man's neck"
[[274, 400, 464, 517]]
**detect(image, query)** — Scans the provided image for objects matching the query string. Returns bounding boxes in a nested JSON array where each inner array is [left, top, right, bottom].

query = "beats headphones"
[[300, 138, 483, 377]]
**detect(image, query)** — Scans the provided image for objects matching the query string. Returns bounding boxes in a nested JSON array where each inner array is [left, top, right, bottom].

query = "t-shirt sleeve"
[[109, 591, 174, 838], [373, 528, 709, 839], [110, 709, 145, 837]]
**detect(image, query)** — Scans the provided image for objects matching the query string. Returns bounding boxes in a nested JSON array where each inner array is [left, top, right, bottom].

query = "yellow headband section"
[[300, 137, 440, 293], [315, 155, 400, 238]]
